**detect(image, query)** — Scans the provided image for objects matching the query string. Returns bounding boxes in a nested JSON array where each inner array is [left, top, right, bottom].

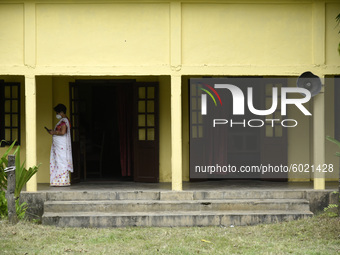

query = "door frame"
[[69, 79, 160, 183], [133, 82, 160, 182], [188, 77, 288, 181]]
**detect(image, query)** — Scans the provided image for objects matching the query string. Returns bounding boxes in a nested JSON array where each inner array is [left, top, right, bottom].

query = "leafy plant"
[[0, 141, 18, 191], [0, 141, 18, 218], [325, 136, 340, 216], [15, 200, 28, 220], [0, 191, 7, 218], [14, 146, 39, 199], [0, 141, 39, 220], [323, 191, 339, 217]]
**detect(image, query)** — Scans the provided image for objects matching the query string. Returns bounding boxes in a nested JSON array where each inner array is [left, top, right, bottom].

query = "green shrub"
[[0, 141, 39, 220], [0, 141, 17, 191], [325, 136, 340, 216], [323, 191, 339, 217], [15, 200, 28, 220], [0, 191, 7, 218]]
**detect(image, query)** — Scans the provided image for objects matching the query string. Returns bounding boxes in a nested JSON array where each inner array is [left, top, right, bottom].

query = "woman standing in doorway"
[[47, 104, 73, 186]]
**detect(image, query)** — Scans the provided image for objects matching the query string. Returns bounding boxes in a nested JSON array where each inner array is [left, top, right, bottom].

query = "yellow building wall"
[[36, 77, 53, 183], [0, 4, 24, 66], [4, 1, 338, 69], [0, 1, 339, 184], [182, 3, 312, 66], [326, 3, 340, 65], [287, 78, 311, 181], [35, 3, 170, 66], [35, 75, 171, 183], [158, 76, 172, 182]]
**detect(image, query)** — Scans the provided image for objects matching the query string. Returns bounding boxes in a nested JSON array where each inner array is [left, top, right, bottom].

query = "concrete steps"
[[42, 211, 312, 228], [42, 190, 313, 227], [44, 190, 308, 201], [44, 199, 310, 212]]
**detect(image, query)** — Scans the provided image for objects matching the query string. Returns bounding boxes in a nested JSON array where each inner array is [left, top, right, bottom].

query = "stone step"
[[42, 210, 313, 228], [44, 199, 310, 213], [45, 190, 307, 201], [192, 190, 306, 200], [45, 191, 160, 201]]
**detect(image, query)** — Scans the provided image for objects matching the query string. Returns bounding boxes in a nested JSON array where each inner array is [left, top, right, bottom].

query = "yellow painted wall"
[[0, 0, 338, 70], [35, 75, 171, 183], [0, 4, 24, 66], [182, 3, 312, 66], [287, 78, 311, 181], [36, 77, 53, 183], [36, 3, 170, 66], [326, 3, 340, 65], [158, 76, 172, 182], [0, 1, 339, 184]]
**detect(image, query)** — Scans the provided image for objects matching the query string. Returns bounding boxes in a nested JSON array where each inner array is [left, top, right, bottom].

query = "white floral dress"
[[50, 118, 73, 186]]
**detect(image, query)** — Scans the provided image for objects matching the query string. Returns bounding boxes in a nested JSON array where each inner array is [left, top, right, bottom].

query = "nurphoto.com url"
[[194, 164, 334, 175]]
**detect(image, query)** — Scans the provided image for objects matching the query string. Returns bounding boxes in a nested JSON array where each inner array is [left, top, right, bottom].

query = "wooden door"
[[133, 82, 159, 182], [189, 81, 209, 179], [69, 83, 81, 183], [260, 79, 288, 180], [227, 78, 262, 178]]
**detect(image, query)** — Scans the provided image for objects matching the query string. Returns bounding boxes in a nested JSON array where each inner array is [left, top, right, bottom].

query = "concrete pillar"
[[23, 1, 37, 191], [25, 75, 37, 192], [171, 75, 182, 191], [312, 1, 325, 190], [313, 85, 325, 190], [170, 2, 183, 191]]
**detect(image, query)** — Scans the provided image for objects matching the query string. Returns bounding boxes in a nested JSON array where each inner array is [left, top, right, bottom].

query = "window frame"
[[0, 81, 21, 147]]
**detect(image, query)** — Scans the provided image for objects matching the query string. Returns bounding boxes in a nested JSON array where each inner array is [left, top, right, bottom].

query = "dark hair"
[[54, 104, 67, 114]]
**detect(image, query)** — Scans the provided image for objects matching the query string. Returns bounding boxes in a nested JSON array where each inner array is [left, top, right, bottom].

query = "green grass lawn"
[[0, 215, 339, 255]]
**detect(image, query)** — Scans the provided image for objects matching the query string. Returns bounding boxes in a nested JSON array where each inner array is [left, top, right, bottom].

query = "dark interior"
[[76, 83, 132, 181]]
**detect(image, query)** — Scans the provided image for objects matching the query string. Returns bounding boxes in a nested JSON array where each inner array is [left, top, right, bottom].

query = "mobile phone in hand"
[[44, 127, 51, 132]]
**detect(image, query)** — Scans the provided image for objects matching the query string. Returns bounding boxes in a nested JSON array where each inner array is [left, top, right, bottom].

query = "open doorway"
[[70, 80, 134, 181], [189, 77, 288, 181], [70, 79, 160, 183]]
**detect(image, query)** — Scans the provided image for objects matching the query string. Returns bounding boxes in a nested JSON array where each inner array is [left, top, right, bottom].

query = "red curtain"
[[117, 85, 133, 177]]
